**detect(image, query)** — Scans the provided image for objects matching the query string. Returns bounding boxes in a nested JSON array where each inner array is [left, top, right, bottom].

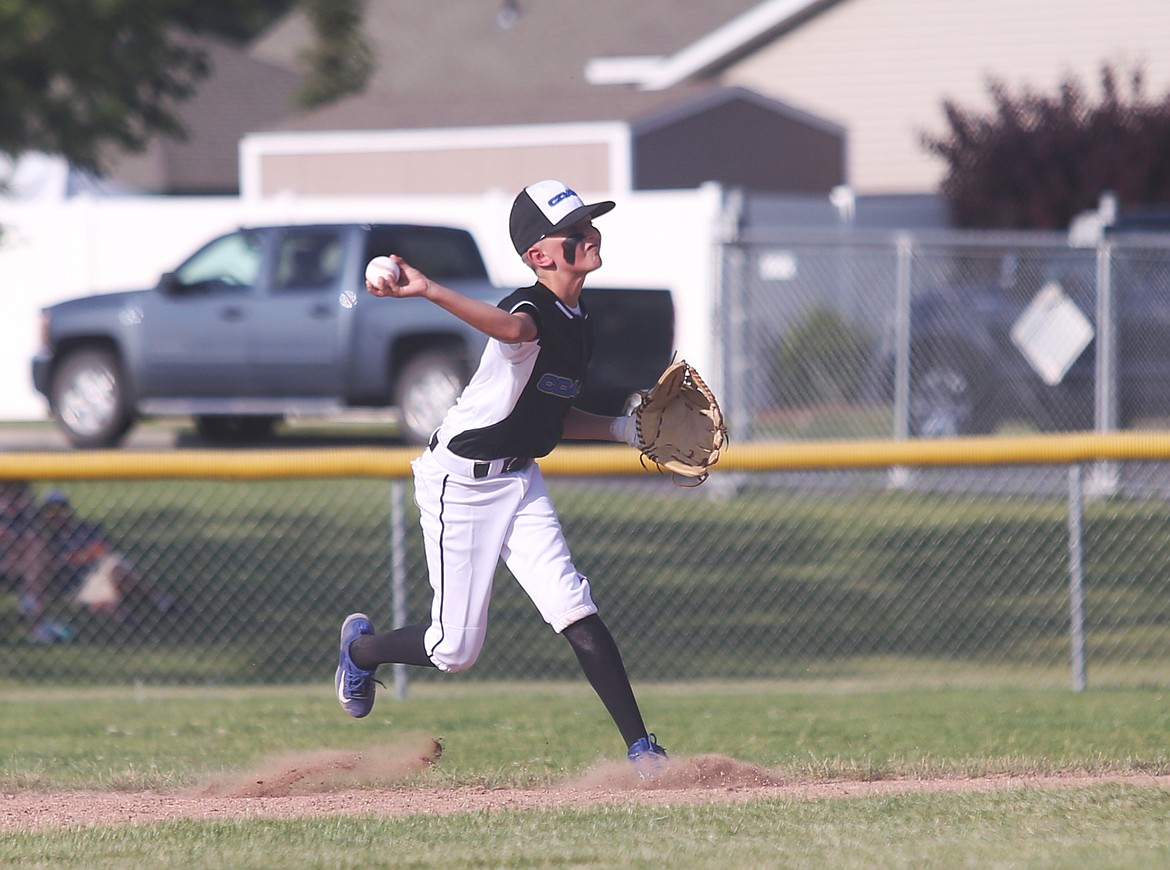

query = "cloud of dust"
[[195, 734, 443, 797], [571, 753, 786, 791]]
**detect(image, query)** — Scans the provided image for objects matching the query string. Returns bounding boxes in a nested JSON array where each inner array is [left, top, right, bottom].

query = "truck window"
[[174, 230, 263, 290], [274, 229, 345, 291], [365, 226, 489, 280]]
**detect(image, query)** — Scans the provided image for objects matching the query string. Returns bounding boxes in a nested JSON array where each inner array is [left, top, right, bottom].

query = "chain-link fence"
[[4, 225, 1170, 689], [719, 225, 1170, 442], [3, 452, 1170, 691]]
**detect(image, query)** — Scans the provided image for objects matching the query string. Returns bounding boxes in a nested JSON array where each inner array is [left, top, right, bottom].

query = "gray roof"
[[250, 1, 848, 136], [257, 82, 844, 138], [105, 37, 302, 193], [105, 2, 841, 192], [249, 0, 767, 101]]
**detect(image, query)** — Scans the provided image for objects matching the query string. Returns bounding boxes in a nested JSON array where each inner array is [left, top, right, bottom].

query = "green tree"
[[1, 1, 211, 173], [295, 0, 372, 110], [0, 0, 369, 176], [922, 63, 1170, 229]]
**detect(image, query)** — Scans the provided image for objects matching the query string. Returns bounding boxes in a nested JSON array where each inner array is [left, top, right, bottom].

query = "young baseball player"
[[334, 180, 666, 772]]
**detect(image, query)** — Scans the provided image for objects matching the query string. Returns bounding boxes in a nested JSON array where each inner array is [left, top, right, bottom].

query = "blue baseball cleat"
[[627, 733, 669, 780], [335, 612, 378, 718]]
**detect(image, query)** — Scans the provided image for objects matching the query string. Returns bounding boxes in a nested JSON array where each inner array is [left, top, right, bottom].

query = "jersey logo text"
[[537, 373, 581, 399]]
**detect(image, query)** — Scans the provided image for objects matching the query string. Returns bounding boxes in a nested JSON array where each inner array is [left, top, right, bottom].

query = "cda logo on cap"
[[509, 180, 615, 254]]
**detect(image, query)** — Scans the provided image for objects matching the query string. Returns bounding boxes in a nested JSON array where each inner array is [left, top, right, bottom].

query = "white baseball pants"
[[411, 450, 597, 672]]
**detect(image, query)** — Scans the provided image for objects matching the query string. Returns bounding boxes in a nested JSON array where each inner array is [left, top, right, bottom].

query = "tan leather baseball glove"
[[633, 360, 727, 484]]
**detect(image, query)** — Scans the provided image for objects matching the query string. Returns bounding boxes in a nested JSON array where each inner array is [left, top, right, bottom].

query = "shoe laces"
[[628, 733, 667, 759], [342, 664, 382, 698]]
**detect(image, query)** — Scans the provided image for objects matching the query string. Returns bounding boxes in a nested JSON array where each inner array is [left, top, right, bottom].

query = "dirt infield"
[[4, 736, 1168, 832]]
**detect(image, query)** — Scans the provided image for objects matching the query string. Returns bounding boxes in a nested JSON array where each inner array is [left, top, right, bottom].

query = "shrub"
[[774, 307, 873, 406], [922, 63, 1170, 229]]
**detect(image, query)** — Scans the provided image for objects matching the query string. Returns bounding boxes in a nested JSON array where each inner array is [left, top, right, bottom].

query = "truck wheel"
[[50, 348, 134, 449], [395, 351, 466, 445], [909, 343, 994, 437], [195, 415, 279, 444]]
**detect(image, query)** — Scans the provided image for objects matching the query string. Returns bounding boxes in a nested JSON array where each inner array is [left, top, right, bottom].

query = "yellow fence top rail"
[[4, 432, 1170, 480]]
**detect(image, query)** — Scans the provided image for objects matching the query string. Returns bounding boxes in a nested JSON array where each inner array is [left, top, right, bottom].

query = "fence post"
[[1067, 464, 1087, 692], [1089, 241, 1119, 497], [389, 479, 409, 700], [892, 234, 913, 440], [715, 189, 751, 442], [888, 234, 914, 488], [1093, 240, 1117, 434]]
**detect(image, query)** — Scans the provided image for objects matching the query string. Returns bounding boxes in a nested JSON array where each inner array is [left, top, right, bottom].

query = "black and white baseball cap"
[[509, 180, 615, 255]]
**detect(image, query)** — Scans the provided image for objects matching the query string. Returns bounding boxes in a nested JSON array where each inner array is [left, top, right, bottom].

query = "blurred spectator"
[[0, 481, 70, 643], [37, 490, 179, 623]]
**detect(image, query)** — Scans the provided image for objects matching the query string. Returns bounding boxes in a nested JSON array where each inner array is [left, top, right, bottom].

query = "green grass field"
[[2, 681, 1169, 867]]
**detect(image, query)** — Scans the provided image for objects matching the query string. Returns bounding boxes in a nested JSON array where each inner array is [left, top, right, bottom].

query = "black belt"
[[429, 433, 531, 479], [488, 456, 532, 477]]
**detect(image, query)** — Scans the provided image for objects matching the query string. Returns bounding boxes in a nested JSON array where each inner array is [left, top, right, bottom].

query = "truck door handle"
[[310, 303, 333, 318], [219, 306, 245, 321]]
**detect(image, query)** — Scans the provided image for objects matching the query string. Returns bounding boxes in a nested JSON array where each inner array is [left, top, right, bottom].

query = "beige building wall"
[[724, 0, 1170, 194], [258, 144, 614, 197]]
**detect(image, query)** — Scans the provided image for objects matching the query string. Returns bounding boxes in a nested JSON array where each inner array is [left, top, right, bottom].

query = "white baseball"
[[365, 255, 400, 285]]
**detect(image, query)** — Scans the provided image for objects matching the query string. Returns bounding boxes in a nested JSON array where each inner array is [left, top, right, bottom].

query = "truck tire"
[[50, 348, 134, 449], [195, 415, 280, 444], [909, 341, 995, 437], [395, 350, 466, 445]]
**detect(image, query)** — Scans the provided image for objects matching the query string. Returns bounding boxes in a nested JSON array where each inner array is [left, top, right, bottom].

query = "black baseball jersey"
[[442, 282, 593, 461]]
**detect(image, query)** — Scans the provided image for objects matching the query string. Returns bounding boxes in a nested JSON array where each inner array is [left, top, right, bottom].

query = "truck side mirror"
[[157, 272, 181, 294]]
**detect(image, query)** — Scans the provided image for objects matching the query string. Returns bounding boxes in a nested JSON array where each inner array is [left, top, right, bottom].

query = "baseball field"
[[3, 443, 1170, 865], [2, 679, 1168, 867]]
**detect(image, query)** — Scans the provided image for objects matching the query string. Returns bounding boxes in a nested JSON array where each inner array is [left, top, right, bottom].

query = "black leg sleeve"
[[350, 624, 437, 670], [562, 613, 649, 747]]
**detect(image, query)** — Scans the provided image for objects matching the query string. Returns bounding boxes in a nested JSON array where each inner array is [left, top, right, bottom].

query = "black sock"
[[350, 624, 437, 670], [562, 613, 648, 747]]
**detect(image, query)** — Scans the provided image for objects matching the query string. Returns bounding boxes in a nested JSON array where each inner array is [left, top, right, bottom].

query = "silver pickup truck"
[[32, 222, 674, 448]]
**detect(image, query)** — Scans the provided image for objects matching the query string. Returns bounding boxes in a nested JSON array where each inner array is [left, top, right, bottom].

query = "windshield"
[[174, 230, 263, 289]]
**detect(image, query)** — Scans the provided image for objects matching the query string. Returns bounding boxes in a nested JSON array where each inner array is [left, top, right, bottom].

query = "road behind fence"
[[3, 437, 1169, 692]]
